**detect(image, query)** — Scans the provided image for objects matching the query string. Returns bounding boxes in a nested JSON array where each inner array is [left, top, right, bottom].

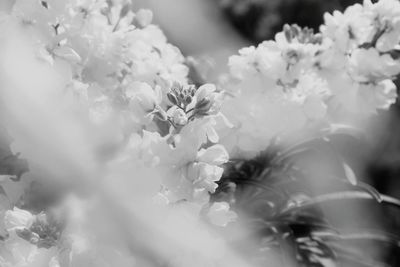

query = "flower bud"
[[184, 95, 192, 105], [167, 92, 178, 106], [284, 24, 292, 42], [171, 107, 188, 126]]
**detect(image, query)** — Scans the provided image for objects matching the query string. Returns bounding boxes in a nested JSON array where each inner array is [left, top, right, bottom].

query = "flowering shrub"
[[0, 0, 400, 266], [221, 0, 400, 157]]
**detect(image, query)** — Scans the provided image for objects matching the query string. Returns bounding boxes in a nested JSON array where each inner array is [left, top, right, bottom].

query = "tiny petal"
[[197, 145, 229, 165], [127, 82, 160, 112], [53, 46, 81, 64], [196, 84, 216, 101]]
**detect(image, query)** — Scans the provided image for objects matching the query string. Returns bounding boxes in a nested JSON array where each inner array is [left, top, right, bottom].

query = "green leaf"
[[281, 191, 400, 215]]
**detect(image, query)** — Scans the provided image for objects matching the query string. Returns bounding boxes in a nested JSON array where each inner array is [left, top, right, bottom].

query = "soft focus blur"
[[0, 0, 400, 266]]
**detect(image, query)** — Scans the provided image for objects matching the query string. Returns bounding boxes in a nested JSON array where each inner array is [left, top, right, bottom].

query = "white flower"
[[197, 145, 229, 165], [374, 79, 398, 109], [254, 41, 287, 82], [228, 46, 257, 80], [358, 79, 398, 112], [321, 4, 373, 51], [207, 202, 237, 227], [191, 83, 222, 116], [195, 84, 216, 101], [126, 82, 162, 112], [168, 106, 188, 126], [365, 0, 400, 52], [4, 207, 34, 231], [188, 163, 224, 193], [348, 48, 400, 82]]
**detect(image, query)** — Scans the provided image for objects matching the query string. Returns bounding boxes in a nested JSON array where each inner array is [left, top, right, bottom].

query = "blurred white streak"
[[0, 16, 268, 267], [0, 18, 101, 191]]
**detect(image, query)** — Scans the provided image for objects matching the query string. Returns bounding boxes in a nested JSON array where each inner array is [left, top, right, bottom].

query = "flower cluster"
[[9, 0, 188, 129], [221, 24, 330, 158], [0, 208, 63, 267], [0, 0, 235, 266], [220, 0, 400, 158], [0, 0, 400, 266], [114, 82, 230, 208], [319, 0, 400, 113]]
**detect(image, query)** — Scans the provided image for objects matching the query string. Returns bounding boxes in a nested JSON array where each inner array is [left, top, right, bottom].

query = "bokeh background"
[[1, 0, 399, 265]]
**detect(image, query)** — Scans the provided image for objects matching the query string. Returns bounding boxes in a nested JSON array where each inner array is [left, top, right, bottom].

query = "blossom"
[[159, 141, 228, 202], [197, 145, 229, 165], [4, 208, 34, 231], [222, 44, 330, 157], [228, 46, 258, 80], [3, 4, 400, 267], [192, 84, 223, 116], [168, 106, 188, 126], [126, 82, 162, 112], [348, 48, 400, 82], [188, 163, 224, 193], [1, 207, 62, 267], [364, 0, 400, 52], [321, 4, 373, 52]]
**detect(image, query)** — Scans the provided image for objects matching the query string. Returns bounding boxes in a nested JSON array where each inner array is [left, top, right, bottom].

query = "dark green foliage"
[[212, 130, 400, 266]]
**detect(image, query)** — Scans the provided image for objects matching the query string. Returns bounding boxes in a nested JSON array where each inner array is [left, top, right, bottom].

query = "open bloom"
[[126, 82, 162, 112], [4, 208, 34, 231]]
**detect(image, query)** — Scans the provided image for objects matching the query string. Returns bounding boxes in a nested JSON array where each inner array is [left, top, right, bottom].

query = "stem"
[[312, 231, 400, 247]]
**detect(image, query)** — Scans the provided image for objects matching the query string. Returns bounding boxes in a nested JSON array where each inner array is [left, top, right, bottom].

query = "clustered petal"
[[220, 0, 400, 158]]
